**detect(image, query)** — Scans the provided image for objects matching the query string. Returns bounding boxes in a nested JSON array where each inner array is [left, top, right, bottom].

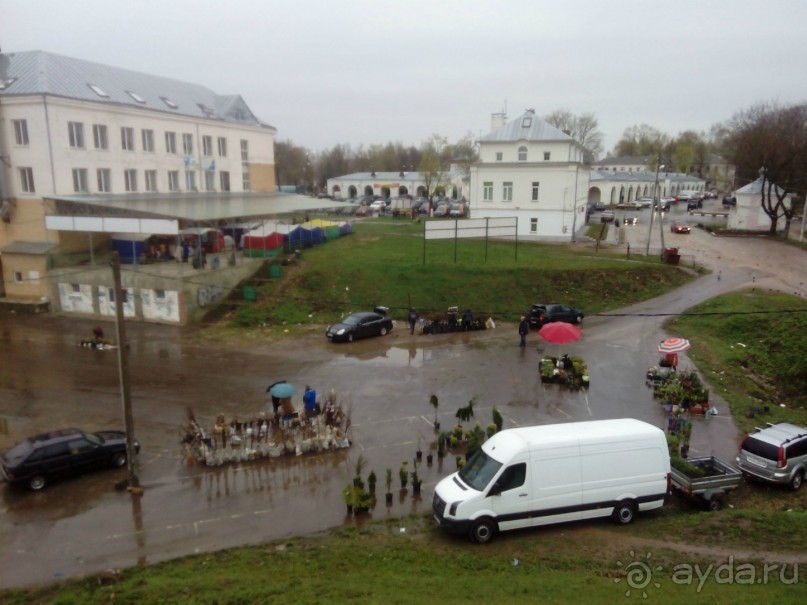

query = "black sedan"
[[527, 303, 585, 329], [1, 428, 138, 490], [326, 311, 393, 342]]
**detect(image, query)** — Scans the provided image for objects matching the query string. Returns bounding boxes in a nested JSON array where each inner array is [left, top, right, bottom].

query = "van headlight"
[[449, 501, 460, 516]]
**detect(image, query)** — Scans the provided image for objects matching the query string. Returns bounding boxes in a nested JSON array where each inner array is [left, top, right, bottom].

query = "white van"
[[432, 418, 670, 543]]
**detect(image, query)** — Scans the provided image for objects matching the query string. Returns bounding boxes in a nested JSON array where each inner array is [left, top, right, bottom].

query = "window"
[[518, 146, 527, 161], [19, 167, 35, 193], [145, 169, 158, 192], [502, 182, 513, 202], [205, 171, 215, 191], [219, 171, 230, 192], [121, 127, 135, 151], [185, 170, 196, 191], [242, 168, 250, 191], [217, 137, 227, 157], [530, 218, 538, 233], [197, 103, 214, 117], [12, 271, 22, 283], [126, 90, 146, 104], [97, 168, 111, 192], [167, 170, 180, 192], [124, 169, 137, 192], [68, 122, 84, 148], [72, 168, 88, 192], [0, 77, 18, 91], [483, 181, 493, 201], [240, 139, 249, 161], [531, 181, 540, 202], [544, 152, 551, 161], [88, 83, 109, 98], [202, 135, 213, 156], [497, 463, 527, 492], [13, 119, 29, 145], [496, 152, 503, 161], [141, 129, 155, 152], [165, 131, 177, 154], [522, 117, 532, 128], [93, 124, 108, 150], [182, 133, 193, 155], [160, 96, 178, 109]]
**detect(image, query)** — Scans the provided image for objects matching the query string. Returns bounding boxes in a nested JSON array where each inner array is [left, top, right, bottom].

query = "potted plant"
[[486, 423, 497, 438], [342, 484, 355, 515], [399, 461, 408, 489], [415, 438, 423, 463], [465, 422, 486, 461], [367, 470, 377, 494], [680, 422, 692, 459], [353, 454, 367, 489], [492, 406, 503, 433], [455, 399, 475, 426], [430, 394, 440, 432], [437, 431, 449, 458], [411, 462, 423, 497], [384, 468, 393, 505]]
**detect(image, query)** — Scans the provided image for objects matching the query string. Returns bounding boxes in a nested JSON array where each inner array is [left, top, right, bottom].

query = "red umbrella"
[[658, 337, 691, 354], [538, 322, 582, 345]]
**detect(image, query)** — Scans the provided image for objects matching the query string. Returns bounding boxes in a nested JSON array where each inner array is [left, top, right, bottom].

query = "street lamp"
[[646, 160, 665, 255]]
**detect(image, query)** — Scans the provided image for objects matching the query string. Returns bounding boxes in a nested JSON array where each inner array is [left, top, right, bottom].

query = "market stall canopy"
[[538, 322, 582, 345], [658, 337, 691, 354]]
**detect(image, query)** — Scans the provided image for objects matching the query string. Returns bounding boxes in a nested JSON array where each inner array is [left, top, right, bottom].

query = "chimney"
[[490, 112, 507, 131]]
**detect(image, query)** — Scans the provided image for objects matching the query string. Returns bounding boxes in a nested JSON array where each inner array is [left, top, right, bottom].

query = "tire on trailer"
[[706, 494, 724, 512]]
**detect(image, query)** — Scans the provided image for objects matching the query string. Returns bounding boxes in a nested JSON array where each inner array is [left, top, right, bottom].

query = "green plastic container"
[[242, 286, 257, 302], [269, 264, 282, 278]]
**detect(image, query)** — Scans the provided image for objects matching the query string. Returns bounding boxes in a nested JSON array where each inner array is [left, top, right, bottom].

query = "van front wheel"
[[469, 518, 497, 544], [612, 500, 636, 525]]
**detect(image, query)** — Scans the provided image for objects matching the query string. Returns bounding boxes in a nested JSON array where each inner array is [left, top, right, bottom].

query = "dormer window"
[[522, 117, 532, 128], [88, 83, 109, 98], [0, 78, 17, 90], [127, 90, 146, 104], [160, 96, 178, 109]]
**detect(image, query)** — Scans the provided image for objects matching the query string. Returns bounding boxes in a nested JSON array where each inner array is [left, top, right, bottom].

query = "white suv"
[[736, 423, 807, 490]]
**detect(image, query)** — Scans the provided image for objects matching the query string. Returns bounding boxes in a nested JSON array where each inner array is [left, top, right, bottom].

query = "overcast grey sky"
[[3, 0, 807, 156]]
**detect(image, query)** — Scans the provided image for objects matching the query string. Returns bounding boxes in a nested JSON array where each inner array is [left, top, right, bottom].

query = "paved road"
[[0, 217, 804, 588]]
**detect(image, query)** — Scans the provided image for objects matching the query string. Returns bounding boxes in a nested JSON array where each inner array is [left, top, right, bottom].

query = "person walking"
[[518, 315, 529, 347]]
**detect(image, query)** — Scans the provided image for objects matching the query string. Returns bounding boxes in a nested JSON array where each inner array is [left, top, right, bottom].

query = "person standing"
[[518, 315, 529, 347], [408, 308, 418, 335], [303, 385, 318, 418]]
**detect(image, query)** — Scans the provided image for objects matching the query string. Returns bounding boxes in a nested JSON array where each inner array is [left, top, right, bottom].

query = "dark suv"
[[527, 303, 585, 329], [0, 428, 138, 490], [736, 423, 806, 490]]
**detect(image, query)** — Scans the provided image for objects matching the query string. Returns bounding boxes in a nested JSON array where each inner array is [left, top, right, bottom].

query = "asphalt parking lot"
[[0, 217, 805, 588]]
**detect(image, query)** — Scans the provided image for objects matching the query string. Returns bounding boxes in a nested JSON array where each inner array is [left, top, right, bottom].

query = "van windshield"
[[458, 449, 502, 492]]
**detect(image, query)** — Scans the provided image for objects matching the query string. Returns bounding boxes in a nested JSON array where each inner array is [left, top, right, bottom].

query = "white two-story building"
[[469, 109, 588, 240]]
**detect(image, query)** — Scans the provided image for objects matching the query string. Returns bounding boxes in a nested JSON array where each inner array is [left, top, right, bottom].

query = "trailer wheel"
[[469, 518, 497, 544], [612, 500, 636, 525], [706, 495, 724, 512]]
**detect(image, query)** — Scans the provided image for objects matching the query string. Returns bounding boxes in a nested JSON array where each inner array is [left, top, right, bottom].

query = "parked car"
[[449, 201, 467, 218], [527, 303, 585, 329], [670, 221, 691, 234], [635, 197, 654, 208], [654, 198, 673, 212], [0, 428, 138, 490], [325, 311, 393, 343], [722, 196, 737, 207], [616, 200, 642, 209], [687, 199, 703, 211], [593, 201, 606, 211], [433, 201, 451, 217], [600, 210, 615, 223], [736, 422, 807, 490]]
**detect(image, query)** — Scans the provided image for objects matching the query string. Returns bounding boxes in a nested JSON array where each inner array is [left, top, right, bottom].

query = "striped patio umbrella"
[[658, 337, 691, 354]]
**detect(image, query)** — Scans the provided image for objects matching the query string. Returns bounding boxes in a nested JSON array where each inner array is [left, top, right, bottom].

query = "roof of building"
[[589, 170, 703, 183], [480, 109, 573, 143], [0, 241, 59, 255], [45, 191, 341, 222], [736, 177, 785, 195], [0, 50, 273, 129], [330, 171, 423, 182], [593, 156, 651, 167]]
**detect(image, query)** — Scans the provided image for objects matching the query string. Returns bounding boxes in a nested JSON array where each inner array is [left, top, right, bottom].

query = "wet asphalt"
[[0, 205, 805, 588]]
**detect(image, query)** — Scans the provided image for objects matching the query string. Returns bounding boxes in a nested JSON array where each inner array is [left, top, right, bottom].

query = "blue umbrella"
[[269, 382, 296, 398]]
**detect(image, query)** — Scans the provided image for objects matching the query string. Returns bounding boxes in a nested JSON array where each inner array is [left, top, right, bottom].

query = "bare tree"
[[544, 109, 603, 163], [721, 102, 807, 234], [614, 124, 670, 159]]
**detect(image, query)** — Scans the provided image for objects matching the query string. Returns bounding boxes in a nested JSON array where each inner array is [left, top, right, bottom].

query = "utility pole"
[[111, 251, 139, 489]]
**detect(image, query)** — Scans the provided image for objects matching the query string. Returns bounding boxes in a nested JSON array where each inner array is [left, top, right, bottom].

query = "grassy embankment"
[[3, 223, 806, 604], [218, 219, 691, 332]]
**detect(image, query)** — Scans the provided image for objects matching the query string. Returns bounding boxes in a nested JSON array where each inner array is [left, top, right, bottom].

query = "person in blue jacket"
[[303, 385, 318, 417]]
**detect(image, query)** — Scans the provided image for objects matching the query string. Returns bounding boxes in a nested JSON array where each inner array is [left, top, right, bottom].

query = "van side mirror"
[[487, 482, 502, 497]]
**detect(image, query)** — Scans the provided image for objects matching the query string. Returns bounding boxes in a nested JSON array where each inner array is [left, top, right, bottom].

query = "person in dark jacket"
[[408, 308, 418, 335], [518, 316, 529, 347]]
